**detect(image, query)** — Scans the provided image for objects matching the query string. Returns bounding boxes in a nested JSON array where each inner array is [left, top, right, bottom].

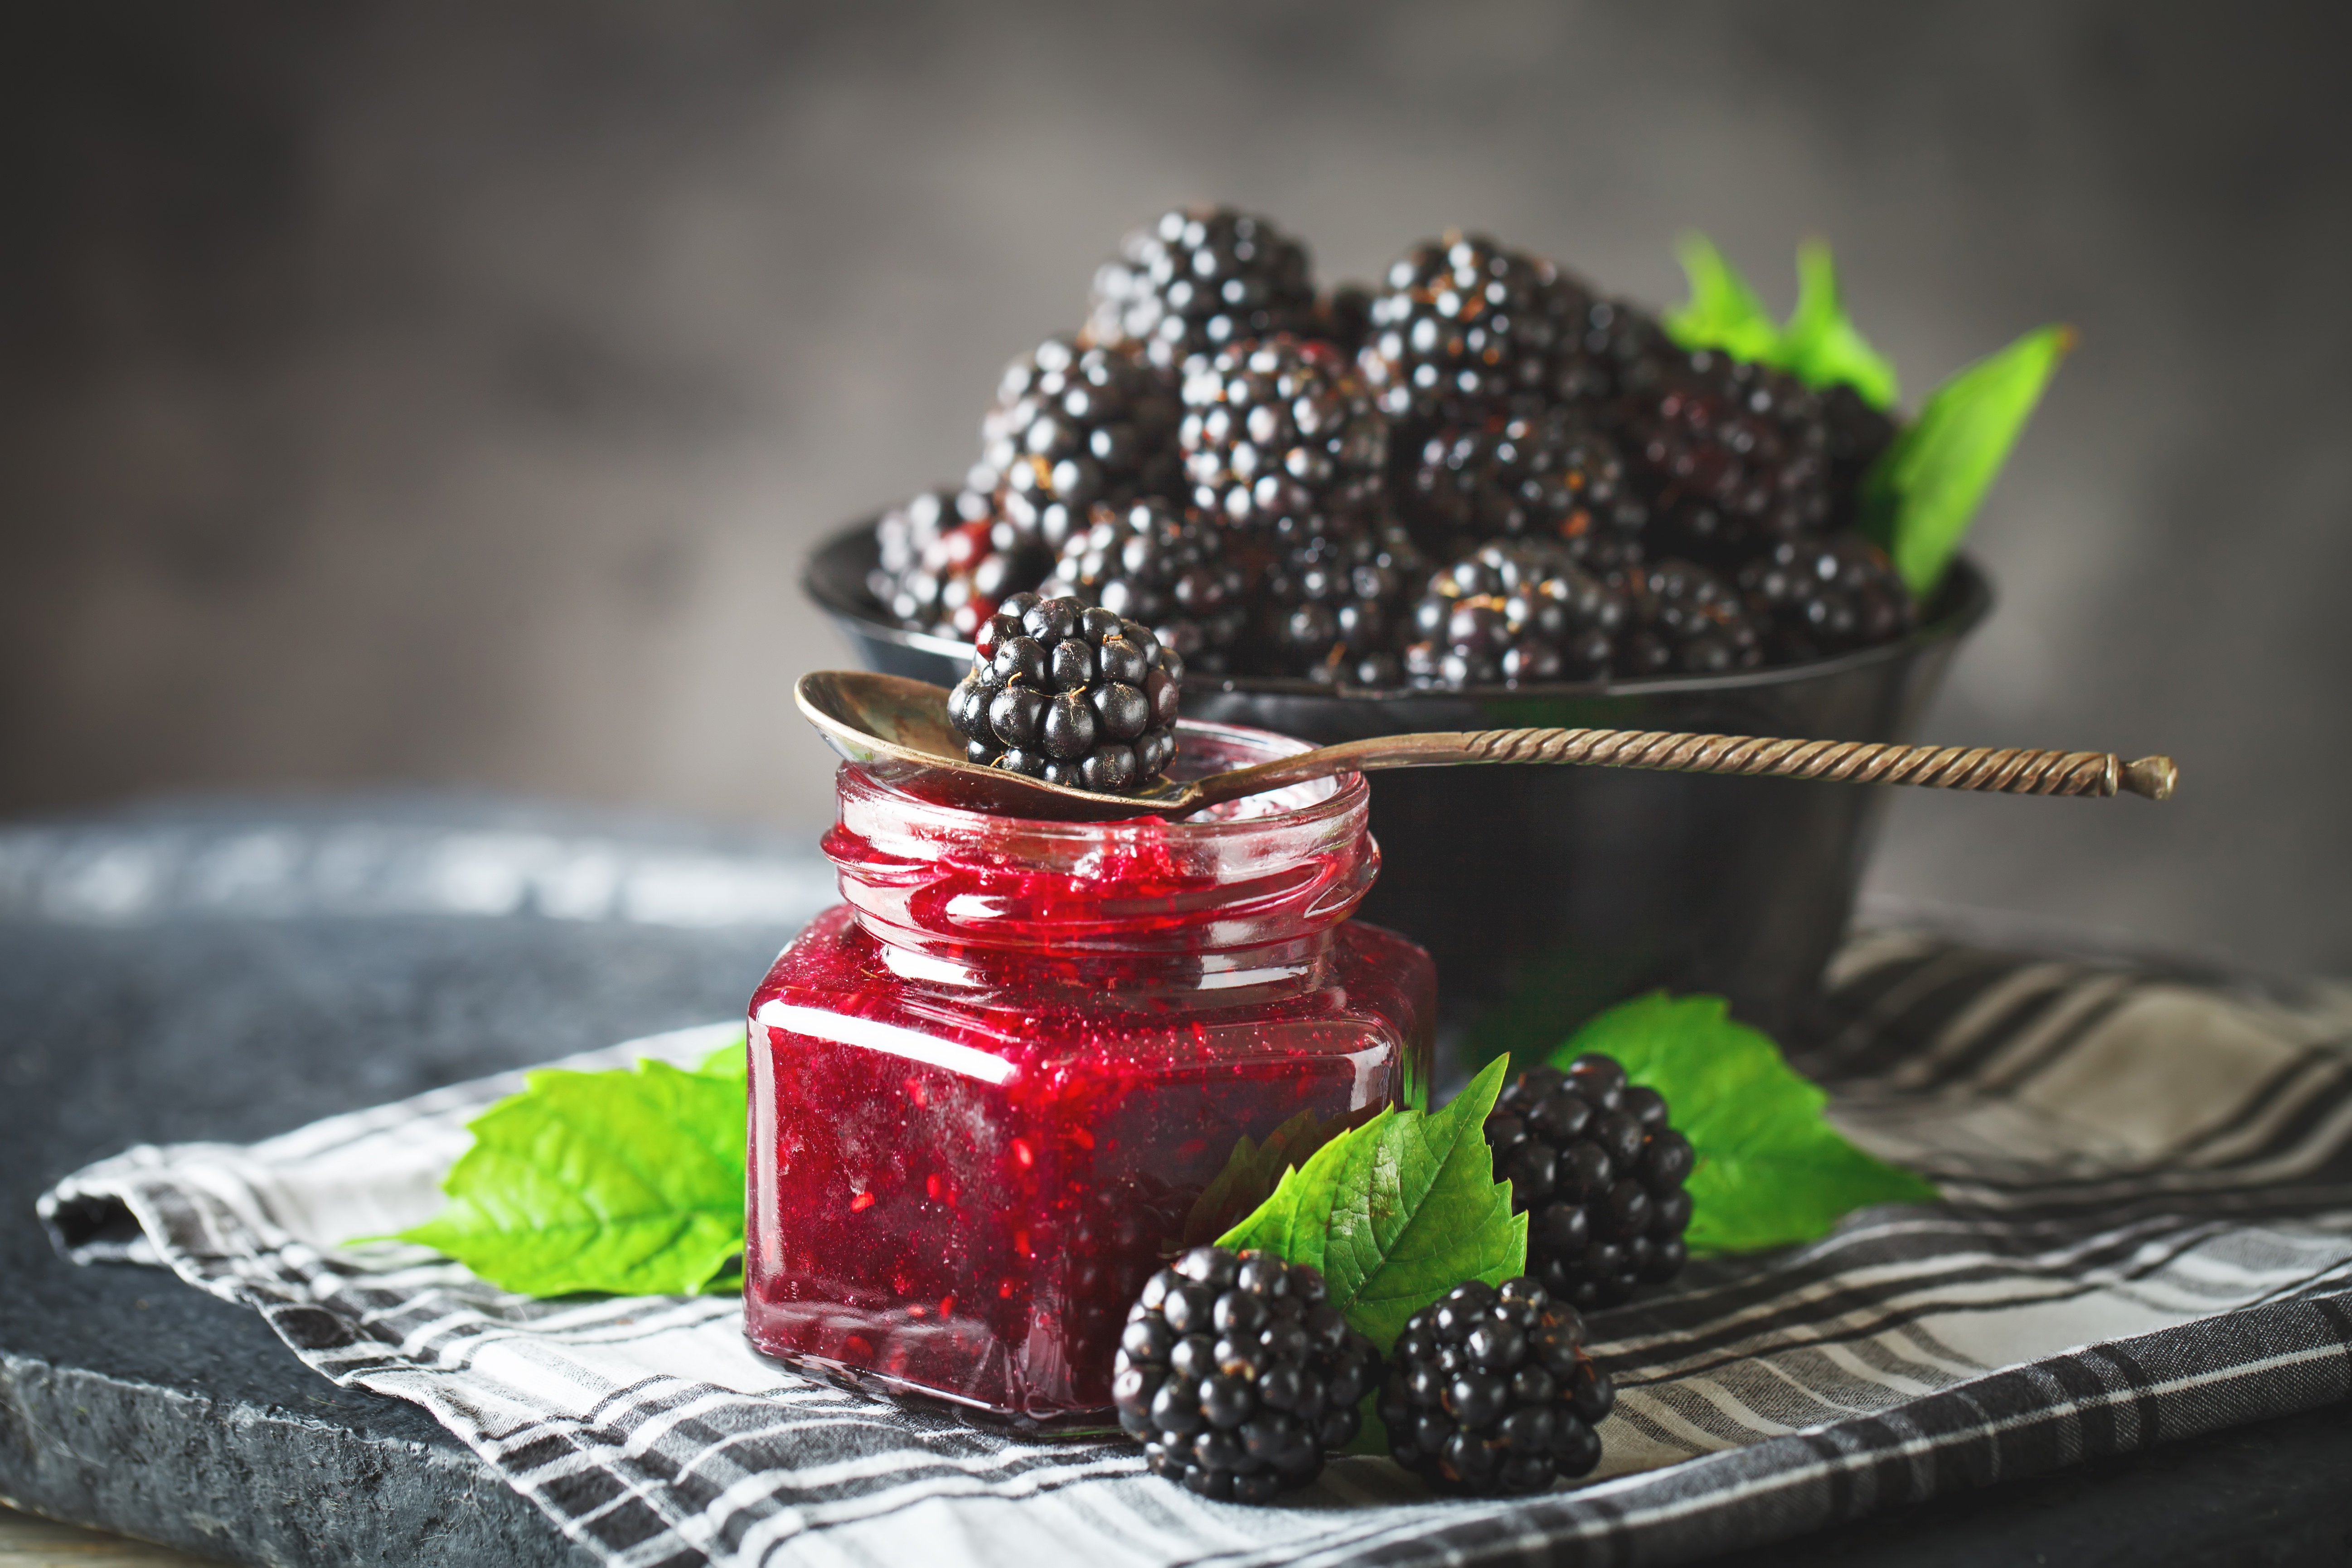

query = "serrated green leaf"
[[1662, 233, 1782, 363], [1554, 993, 1937, 1255], [1220, 1057, 1526, 1352], [398, 1059, 747, 1296], [1861, 324, 2073, 597], [1775, 239, 1900, 409], [1182, 1107, 1346, 1249]]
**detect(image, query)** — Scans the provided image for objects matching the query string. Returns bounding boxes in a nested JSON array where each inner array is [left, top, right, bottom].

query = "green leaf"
[[1775, 239, 1900, 409], [1557, 993, 1937, 1255], [1662, 233, 1782, 363], [1219, 1056, 1526, 1352], [397, 1059, 747, 1296], [696, 1033, 748, 1082], [1861, 324, 2073, 598], [1181, 1107, 1347, 1249]]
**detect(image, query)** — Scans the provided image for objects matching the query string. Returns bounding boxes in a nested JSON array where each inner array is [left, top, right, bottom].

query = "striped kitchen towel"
[[38, 931, 2352, 1568]]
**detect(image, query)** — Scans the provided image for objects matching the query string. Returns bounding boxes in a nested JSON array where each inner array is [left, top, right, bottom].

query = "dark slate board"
[[1, 799, 2347, 1567]]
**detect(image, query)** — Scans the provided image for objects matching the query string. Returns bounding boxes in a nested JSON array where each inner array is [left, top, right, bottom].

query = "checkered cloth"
[[39, 932, 2352, 1568]]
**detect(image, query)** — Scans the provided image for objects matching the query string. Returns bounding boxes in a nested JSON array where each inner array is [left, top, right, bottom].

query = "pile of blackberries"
[[874, 205, 1921, 690], [947, 592, 1181, 792], [1487, 1054, 1696, 1310], [1115, 1247, 1380, 1503]]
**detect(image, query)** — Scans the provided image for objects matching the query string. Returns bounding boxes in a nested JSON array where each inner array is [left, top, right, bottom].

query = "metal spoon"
[[795, 670, 2178, 824]]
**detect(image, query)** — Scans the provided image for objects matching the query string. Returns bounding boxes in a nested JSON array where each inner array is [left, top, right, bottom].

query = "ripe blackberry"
[[1261, 520, 1427, 683], [1820, 384, 1899, 530], [1402, 539, 1625, 689], [1615, 349, 1833, 563], [870, 488, 1054, 640], [1400, 409, 1647, 562], [1361, 233, 1562, 427], [1377, 1277, 1613, 1495], [1089, 208, 1318, 376], [1738, 534, 1916, 663], [1315, 282, 1375, 356], [1616, 557, 1765, 677], [981, 336, 1183, 551], [947, 592, 1182, 791], [1180, 335, 1389, 543], [1485, 1056, 1694, 1311], [1040, 499, 1249, 673], [1545, 291, 1678, 413], [1116, 1246, 1381, 1505]]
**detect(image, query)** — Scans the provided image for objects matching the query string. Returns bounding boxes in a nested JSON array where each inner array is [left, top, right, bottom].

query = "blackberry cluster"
[[1613, 350, 1834, 562], [1378, 1277, 1613, 1495], [983, 337, 1182, 550], [870, 210, 1930, 686], [1616, 558, 1766, 676], [1403, 540, 1623, 688], [1401, 409, 1646, 564], [1040, 499, 1248, 671], [1486, 1055, 1694, 1310], [1360, 233, 1564, 426], [1820, 384, 1899, 531], [1738, 535, 1916, 663], [1180, 334, 1388, 540], [869, 488, 1054, 641], [1262, 522, 1427, 684], [1115, 1246, 1381, 1504], [1546, 291, 1678, 408], [947, 592, 1182, 792], [1089, 208, 1318, 375]]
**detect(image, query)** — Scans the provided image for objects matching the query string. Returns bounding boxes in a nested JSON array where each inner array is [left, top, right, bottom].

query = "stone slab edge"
[[0, 1353, 592, 1568]]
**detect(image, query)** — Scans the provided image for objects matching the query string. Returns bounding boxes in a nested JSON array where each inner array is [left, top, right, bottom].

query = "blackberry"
[[1261, 520, 1427, 684], [1089, 208, 1318, 376], [1402, 539, 1624, 689], [1820, 384, 1898, 530], [1315, 282, 1375, 356], [870, 488, 1054, 640], [1400, 409, 1646, 563], [1039, 499, 1248, 672], [1180, 334, 1389, 543], [1615, 349, 1833, 563], [1485, 1056, 1694, 1310], [1616, 557, 1765, 677], [1361, 233, 1563, 427], [1738, 534, 1915, 663], [1116, 1246, 1381, 1505], [1545, 291, 1678, 413], [1377, 1277, 1613, 1495], [981, 336, 1183, 551], [947, 592, 1183, 791]]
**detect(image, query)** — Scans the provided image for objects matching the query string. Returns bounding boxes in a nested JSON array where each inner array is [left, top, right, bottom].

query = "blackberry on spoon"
[[947, 592, 1183, 792]]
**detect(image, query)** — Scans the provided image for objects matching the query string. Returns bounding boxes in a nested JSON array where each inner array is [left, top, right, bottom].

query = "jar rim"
[[836, 718, 1369, 843]]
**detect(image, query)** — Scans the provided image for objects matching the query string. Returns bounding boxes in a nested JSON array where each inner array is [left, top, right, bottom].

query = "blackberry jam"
[[745, 724, 1434, 1429]]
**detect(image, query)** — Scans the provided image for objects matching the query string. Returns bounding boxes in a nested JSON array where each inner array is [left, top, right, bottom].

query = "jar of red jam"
[[744, 721, 1434, 1429]]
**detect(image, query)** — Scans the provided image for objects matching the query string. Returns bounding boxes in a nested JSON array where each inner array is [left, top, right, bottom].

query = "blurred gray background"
[[3, 0, 2347, 973]]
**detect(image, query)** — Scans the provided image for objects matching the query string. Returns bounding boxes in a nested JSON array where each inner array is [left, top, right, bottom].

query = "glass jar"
[[743, 721, 1434, 1429]]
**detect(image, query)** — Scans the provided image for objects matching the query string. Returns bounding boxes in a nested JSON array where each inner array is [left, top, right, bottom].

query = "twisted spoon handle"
[[1457, 729, 2177, 798], [1187, 726, 2177, 808]]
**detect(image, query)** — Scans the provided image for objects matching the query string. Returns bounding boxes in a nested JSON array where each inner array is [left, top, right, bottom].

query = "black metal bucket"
[[804, 521, 1991, 1059]]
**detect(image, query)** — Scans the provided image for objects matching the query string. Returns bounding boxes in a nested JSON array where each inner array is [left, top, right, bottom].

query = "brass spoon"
[[796, 670, 2178, 825]]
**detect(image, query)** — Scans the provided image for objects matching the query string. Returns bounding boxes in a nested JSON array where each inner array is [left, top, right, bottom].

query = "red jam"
[[744, 723, 1434, 1428]]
